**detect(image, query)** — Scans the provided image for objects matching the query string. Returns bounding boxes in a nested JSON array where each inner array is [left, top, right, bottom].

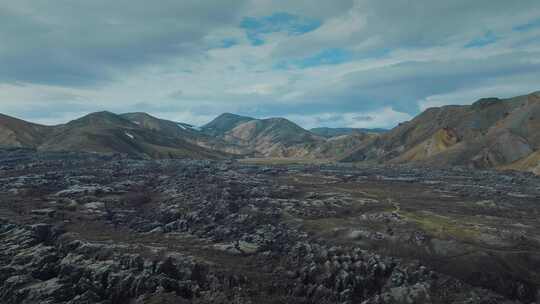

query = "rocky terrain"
[[1, 148, 539, 303]]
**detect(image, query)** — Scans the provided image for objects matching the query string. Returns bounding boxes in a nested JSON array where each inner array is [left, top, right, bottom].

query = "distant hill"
[[341, 91, 540, 174], [122, 112, 198, 137], [222, 117, 326, 157], [121, 112, 250, 155], [310, 127, 387, 138], [202, 114, 381, 158], [308, 132, 378, 160], [0, 111, 228, 159], [201, 113, 255, 137], [0, 114, 53, 148], [0, 111, 380, 160]]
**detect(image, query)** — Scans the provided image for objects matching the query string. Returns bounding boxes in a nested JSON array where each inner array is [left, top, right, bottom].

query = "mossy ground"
[[399, 211, 480, 241]]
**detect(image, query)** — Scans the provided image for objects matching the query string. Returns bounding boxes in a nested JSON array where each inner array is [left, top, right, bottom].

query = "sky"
[[1, 0, 540, 129]]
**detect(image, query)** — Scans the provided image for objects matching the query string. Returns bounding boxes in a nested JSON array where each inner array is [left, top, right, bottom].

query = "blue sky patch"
[[240, 12, 321, 46], [465, 31, 499, 48], [275, 48, 352, 69], [220, 38, 238, 48], [298, 48, 352, 68]]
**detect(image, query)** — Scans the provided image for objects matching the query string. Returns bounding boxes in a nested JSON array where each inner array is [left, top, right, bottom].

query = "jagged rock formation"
[[1, 148, 538, 303]]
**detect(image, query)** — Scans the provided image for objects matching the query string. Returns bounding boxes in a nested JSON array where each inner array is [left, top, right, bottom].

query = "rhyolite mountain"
[[200, 113, 255, 137], [202, 114, 328, 157], [341, 91, 540, 174], [309, 132, 378, 160]]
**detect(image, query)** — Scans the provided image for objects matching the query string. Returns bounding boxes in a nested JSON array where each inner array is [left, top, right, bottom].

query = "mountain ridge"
[[1, 90, 539, 174], [1, 111, 229, 159]]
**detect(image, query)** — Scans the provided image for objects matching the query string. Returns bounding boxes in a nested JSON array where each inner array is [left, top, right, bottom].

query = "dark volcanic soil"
[[0, 148, 539, 304]]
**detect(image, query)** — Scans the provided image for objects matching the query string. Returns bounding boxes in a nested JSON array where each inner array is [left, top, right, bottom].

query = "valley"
[[1, 92, 540, 303], [2, 2, 539, 303]]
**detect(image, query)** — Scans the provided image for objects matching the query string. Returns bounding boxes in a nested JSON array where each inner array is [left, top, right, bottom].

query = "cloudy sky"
[[1, 0, 539, 128]]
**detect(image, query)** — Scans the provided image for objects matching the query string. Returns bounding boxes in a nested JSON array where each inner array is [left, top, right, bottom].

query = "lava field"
[[1, 148, 539, 303]]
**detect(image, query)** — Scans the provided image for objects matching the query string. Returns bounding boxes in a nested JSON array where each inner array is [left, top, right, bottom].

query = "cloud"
[[0, 0, 539, 130], [168, 90, 184, 100], [271, 0, 540, 59], [284, 107, 412, 129], [514, 18, 540, 32], [353, 115, 374, 122], [0, 0, 248, 86], [418, 74, 540, 111], [318, 51, 540, 113]]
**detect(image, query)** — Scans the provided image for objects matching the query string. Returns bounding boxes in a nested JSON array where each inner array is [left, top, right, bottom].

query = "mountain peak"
[[262, 117, 291, 123], [471, 97, 502, 110], [215, 112, 255, 121], [66, 111, 134, 129], [122, 112, 153, 118], [202, 113, 255, 136], [85, 110, 117, 117]]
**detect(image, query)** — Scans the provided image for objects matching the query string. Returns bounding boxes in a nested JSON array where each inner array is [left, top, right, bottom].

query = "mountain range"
[[0, 111, 227, 159], [1, 91, 539, 174]]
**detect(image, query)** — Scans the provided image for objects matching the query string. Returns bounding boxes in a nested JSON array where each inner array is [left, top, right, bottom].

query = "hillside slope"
[[222, 117, 326, 157], [308, 133, 378, 160], [342, 92, 540, 172], [201, 113, 255, 137], [0, 111, 227, 159], [45, 112, 228, 159], [122, 112, 249, 155], [0, 114, 53, 148], [502, 150, 540, 175]]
